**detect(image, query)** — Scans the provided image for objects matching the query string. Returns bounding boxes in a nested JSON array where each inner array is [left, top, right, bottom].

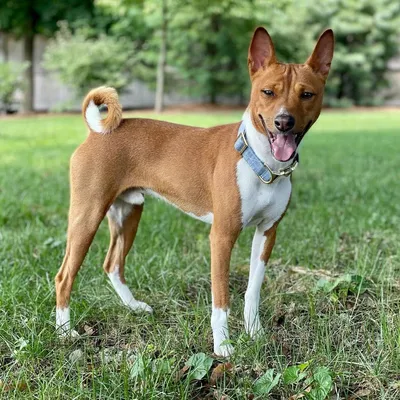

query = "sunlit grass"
[[0, 109, 399, 398]]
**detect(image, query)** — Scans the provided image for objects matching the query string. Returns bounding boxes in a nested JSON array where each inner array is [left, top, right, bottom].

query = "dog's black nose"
[[274, 113, 295, 132]]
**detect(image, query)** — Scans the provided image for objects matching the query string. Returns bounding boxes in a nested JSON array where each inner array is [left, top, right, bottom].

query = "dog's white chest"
[[236, 158, 292, 229]]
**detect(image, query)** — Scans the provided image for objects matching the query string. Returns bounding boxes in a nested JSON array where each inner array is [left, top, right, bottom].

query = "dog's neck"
[[242, 110, 296, 173]]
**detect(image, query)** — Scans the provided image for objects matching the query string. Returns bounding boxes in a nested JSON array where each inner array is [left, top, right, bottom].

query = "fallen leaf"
[[389, 381, 400, 389], [0, 380, 28, 393], [83, 325, 95, 336], [210, 362, 233, 385], [213, 390, 230, 399], [69, 349, 83, 364], [288, 393, 304, 400], [289, 266, 336, 278], [176, 364, 190, 381], [348, 388, 372, 399]]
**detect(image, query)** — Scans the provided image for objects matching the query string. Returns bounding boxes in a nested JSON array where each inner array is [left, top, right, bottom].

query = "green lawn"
[[0, 109, 400, 399]]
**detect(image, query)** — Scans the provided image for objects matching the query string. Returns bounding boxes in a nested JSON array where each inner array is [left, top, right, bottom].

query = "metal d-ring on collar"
[[234, 121, 299, 184]]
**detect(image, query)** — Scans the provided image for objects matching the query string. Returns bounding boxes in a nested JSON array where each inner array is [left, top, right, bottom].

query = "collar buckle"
[[267, 157, 299, 178], [237, 131, 248, 154]]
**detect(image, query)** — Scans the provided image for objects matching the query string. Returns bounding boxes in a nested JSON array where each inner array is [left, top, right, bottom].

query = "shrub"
[[0, 62, 29, 113], [43, 22, 137, 99]]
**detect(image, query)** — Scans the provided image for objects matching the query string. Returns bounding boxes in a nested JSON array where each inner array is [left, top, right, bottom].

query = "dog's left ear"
[[248, 27, 277, 76], [306, 29, 335, 79]]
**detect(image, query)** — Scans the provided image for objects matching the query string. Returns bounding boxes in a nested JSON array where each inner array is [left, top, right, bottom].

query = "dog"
[[55, 27, 334, 356]]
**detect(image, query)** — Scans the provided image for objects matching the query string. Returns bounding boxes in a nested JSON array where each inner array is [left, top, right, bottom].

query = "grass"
[[0, 109, 400, 399]]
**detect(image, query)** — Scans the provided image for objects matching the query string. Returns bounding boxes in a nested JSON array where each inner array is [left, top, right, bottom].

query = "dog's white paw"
[[249, 325, 265, 340], [245, 316, 265, 339], [127, 300, 153, 313], [246, 318, 264, 339], [214, 343, 234, 358], [58, 328, 80, 339]]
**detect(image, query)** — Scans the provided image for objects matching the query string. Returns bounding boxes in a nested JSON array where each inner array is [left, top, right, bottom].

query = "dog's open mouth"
[[259, 115, 309, 162]]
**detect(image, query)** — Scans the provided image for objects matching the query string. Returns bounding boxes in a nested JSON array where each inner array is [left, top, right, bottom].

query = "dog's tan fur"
[[55, 116, 243, 309], [55, 27, 334, 354]]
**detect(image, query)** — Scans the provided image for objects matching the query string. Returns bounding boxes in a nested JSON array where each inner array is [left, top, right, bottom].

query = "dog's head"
[[247, 28, 334, 162]]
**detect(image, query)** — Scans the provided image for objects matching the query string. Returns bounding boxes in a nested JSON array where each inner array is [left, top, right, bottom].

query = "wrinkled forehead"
[[253, 63, 325, 91]]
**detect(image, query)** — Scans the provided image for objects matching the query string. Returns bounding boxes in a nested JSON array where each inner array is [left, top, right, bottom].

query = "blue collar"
[[234, 121, 299, 184]]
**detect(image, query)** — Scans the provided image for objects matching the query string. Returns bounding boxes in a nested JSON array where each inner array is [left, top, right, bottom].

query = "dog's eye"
[[262, 89, 275, 97], [301, 92, 315, 99]]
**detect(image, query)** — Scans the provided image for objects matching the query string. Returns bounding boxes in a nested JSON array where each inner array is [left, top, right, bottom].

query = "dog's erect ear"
[[248, 27, 276, 76], [306, 29, 334, 78]]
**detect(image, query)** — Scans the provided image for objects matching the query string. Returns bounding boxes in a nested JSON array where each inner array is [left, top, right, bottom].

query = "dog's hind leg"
[[103, 191, 152, 313], [55, 192, 108, 337]]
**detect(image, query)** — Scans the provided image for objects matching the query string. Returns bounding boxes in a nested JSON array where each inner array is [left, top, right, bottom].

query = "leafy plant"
[[304, 367, 333, 400], [0, 62, 29, 112], [253, 368, 281, 395], [185, 352, 214, 381], [130, 353, 175, 380], [315, 274, 371, 296], [283, 361, 311, 385], [43, 22, 137, 101]]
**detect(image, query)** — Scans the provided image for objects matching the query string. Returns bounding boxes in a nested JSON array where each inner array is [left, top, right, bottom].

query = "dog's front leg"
[[244, 223, 277, 338], [209, 224, 240, 357]]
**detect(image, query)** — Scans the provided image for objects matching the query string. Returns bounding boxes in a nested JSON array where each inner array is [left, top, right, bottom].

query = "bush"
[[43, 22, 137, 99], [0, 62, 28, 113]]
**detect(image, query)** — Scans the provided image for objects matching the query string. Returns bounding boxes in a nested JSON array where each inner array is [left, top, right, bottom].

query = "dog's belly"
[[144, 189, 214, 224], [236, 158, 292, 229]]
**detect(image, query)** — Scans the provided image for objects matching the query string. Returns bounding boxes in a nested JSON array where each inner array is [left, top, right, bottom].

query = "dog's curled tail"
[[82, 86, 122, 134]]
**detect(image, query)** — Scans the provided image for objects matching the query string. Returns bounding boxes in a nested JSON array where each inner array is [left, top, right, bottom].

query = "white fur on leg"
[[56, 307, 79, 338], [211, 306, 233, 357], [244, 290, 264, 338], [108, 265, 153, 313], [244, 229, 266, 338]]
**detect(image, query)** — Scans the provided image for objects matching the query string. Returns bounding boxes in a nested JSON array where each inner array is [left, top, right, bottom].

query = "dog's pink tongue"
[[271, 133, 297, 162]]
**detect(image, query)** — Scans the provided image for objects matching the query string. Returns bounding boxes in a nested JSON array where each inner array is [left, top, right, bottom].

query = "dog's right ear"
[[248, 27, 277, 76]]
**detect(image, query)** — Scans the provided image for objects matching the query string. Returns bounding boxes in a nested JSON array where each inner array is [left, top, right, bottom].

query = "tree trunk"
[[154, 0, 167, 113], [22, 33, 34, 113], [206, 14, 220, 105], [1, 33, 9, 61]]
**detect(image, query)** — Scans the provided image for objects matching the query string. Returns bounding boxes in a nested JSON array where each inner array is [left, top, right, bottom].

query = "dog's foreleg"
[[104, 196, 152, 313], [244, 224, 277, 338], [210, 224, 240, 357]]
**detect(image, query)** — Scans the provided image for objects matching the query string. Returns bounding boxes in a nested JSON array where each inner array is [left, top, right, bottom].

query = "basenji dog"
[[55, 27, 334, 356]]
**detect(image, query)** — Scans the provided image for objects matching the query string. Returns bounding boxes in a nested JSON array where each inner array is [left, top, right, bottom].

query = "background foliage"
[[41, 0, 400, 107], [0, 61, 28, 112], [1, 0, 400, 108]]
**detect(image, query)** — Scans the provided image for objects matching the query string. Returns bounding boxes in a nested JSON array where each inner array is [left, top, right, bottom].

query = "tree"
[[154, 0, 168, 112], [0, 61, 28, 112], [303, 0, 400, 106], [43, 23, 137, 101], [0, 0, 94, 112], [140, 0, 308, 105]]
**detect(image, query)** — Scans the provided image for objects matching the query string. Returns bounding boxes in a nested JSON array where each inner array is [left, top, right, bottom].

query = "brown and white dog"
[[55, 27, 334, 356]]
